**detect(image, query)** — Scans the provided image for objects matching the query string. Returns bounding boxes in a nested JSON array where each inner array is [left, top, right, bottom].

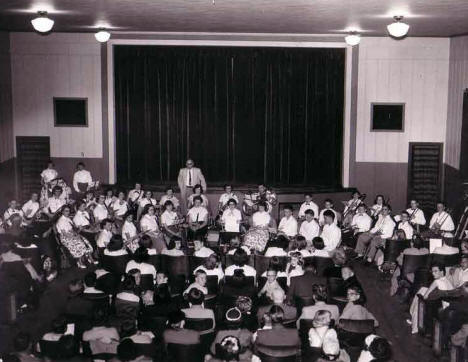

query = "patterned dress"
[[56, 215, 93, 258]]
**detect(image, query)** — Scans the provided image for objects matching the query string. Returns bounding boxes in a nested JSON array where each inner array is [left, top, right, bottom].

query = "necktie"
[[189, 170, 192, 186], [196, 212, 199, 223]]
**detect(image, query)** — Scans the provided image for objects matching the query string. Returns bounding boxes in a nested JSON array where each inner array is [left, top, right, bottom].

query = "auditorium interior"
[[1, 0, 468, 361]]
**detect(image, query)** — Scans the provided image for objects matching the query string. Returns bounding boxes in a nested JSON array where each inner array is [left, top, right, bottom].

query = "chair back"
[[255, 255, 272, 277], [327, 277, 345, 299], [431, 253, 461, 267], [140, 274, 154, 290], [206, 275, 219, 295], [338, 319, 375, 349], [384, 239, 406, 263], [401, 254, 430, 277], [190, 256, 207, 273], [162, 255, 190, 279], [313, 257, 334, 276], [185, 318, 214, 332], [39, 340, 61, 359], [257, 352, 297, 362], [224, 275, 255, 288], [225, 254, 255, 268], [147, 254, 161, 270], [102, 254, 129, 276], [14, 247, 41, 271], [295, 296, 315, 314], [85, 339, 118, 360], [139, 315, 168, 335], [166, 343, 202, 362], [299, 318, 315, 345], [413, 268, 433, 292]]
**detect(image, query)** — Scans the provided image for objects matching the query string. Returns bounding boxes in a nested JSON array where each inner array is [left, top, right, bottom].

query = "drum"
[[243, 227, 269, 253]]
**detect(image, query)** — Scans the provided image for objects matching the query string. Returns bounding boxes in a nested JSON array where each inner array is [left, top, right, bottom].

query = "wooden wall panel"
[[446, 35, 468, 169], [0, 32, 14, 162], [10, 33, 102, 159], [356, 37, 450, 163]]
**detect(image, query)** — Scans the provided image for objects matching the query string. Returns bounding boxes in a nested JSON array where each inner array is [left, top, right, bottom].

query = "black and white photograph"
[[1, 1, 468, 361]]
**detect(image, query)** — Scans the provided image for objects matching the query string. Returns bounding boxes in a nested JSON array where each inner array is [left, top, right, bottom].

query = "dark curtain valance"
[[114, 45, 345, 187]]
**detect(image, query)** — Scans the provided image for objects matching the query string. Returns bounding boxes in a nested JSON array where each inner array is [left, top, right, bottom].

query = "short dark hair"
[[139, 235, 153, 249], [227, 198, 237, 206], [283, 205, 293, 212], [368, 337, 391, 360], [312, 284, 328, 302], [269, 305, 284, 324], [193, 195, 203, 204], [193, 184, 204, 193], [188, 288, 205, 305], [232, 247, 249, 267], [51, 316, 67, 334], [164, 200, 174, 208], [304, 209, 315, 216], [312, 237, 325, 250], [165, 186, 174, 192], [107, 234, 124, 251], [133, 246, 149, 263], [323, 210, 335, 220], [431, 262, 446, 275], [412, 235, 425, 249], [324, 198, 333, 204]]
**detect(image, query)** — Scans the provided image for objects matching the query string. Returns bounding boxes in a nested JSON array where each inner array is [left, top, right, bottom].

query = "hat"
[[225, 307, 242, 322]]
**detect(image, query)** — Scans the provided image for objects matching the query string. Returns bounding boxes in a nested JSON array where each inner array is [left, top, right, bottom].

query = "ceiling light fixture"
[[345, 32, 361, 46], [95, 29, 111, 43], [31, 11, 54, 33], [387, 16, 410, 38]]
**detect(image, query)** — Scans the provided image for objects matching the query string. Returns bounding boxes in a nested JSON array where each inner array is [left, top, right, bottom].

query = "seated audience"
[[163, 310, 201, 346], [433, 237, 459, 255], [161, 237, 185, 256], [308, 310, 338, 349], [223, 269, 257, 300], [208, 335, 242, 362], [310, 236, 331, 258], [184, 269, 208, 295], [264, 235, 289, 257], [125, 246, 156, 280], [193, 238, 215, 257], [408, 262, 454, 334], [316, 336, 351, 362], [288, 235, 312, 257], [254, 305, 301, 358], [288, 258, 326, 303], [182, 288, 216, 334], [208, 308, 253, 361], [339, 285, 378, 327], [297, 284, 340, 327], [194, 253, 224, 283], [257, 288, 297, 325], [225, 248, 256, 280], [285, 251, 304, 285], [257, 268, 285, 302], [82, 307, 120, 345], [356, 334, 391, 362]]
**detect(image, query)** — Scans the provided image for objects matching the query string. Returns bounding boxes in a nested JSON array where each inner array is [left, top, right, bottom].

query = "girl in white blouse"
[[137, 191, 157, 220], [187, 184, 209, 209], [55, 205, 94, 268], [140, 205, 166, 253], [111, 191, 129, 223], [122, 212, 139, 253]]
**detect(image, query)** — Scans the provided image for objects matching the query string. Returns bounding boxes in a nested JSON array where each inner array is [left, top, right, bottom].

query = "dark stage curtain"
[[114, 45, 345, 187]]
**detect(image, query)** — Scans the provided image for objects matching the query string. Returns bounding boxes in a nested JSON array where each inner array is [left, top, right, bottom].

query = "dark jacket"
[[287, 271, 326, 302]]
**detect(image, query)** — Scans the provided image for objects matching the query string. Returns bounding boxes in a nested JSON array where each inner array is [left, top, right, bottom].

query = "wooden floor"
[[1, 263, 440, 361]]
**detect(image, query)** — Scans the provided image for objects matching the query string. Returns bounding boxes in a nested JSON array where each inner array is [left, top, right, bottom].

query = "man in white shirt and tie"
[[298, 193, 319, 220], [278, 205, 298, 238], [355, 205, 395, 264], [320, 210, 341, 252], [299, 209, 320, 244], [73, 162, 94, 198], [177, 159, 207, 214], [429, 201, 455, 237]]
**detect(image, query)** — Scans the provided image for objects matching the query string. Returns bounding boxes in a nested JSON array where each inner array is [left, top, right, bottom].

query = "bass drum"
[[243, 227, 269, 253]]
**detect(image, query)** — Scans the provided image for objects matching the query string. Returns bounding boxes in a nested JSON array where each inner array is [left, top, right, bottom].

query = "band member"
[[93, 194, 109, 223], [320, 210, 342, 252], [299, 209, 320, 244], [55, 205, 95, 268], [96, 219, 114, 250], [4, 199, 23, 226], [428, 201, 455, 237], [298, 193, 319, 220], [104, 189, 115, 208], [397, 211, 414, 240], [319, 199, 339, 226], [251, 202, 274, 229], [220, 199, 243, 242], [218, 184, 239, 211], [342, 191, 364, 227], [73, 201, 92, 229], [402, 200, 426, 230], [84, 191, 97, 209], [370, 195, 385, 219], [187, 184, 209, 209], [160, 200, 183, 242], [187, 196, 209, 241], [41, 160, 58, 186], [45, 186, 66, 218], [159, 186, 180, 211], [343, 204, 372, 248], [177, 159, 207, 214], [354, 205, 395, 263], [21, 193, 40, 223], [137, 191, 157, 221], [72, 162, 93, 197], [111, 191, 129, 223], [253, 183, 277, 213], [122, 212, 139, 253], [278, 205, 298, 238], [140, 204, 166, 253], [128, 183, 144, 212]]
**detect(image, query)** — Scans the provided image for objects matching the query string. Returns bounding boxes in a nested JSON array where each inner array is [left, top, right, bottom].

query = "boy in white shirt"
[[298, 193, 319, 220], [299, 209, 320, 244], [278, 205, 298, 238]]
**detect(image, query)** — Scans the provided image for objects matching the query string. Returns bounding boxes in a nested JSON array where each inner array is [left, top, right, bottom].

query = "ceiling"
[[1, 0, 468, 37]]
